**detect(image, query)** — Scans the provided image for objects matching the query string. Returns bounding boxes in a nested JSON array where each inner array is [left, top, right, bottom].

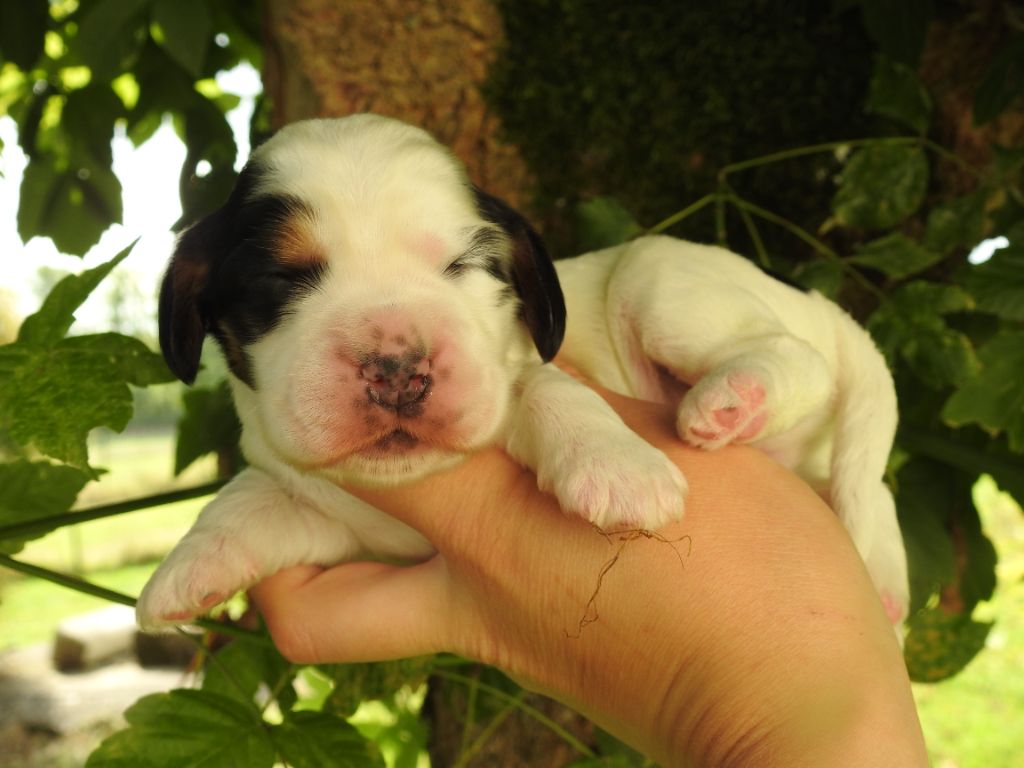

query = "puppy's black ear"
[[160, 164, 263, 383], [158, 211, 225, 384], [473, 188, 566, 361]]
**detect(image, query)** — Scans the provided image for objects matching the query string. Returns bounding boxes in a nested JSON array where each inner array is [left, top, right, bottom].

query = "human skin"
[[250, 388, 929, 767]]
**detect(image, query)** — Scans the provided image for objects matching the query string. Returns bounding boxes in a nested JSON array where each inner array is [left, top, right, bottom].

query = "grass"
[[0, 561, 157, 649], [911, 476, 1024, 768], [1, 431, 1023, 767], [0, 428, 214, 649]]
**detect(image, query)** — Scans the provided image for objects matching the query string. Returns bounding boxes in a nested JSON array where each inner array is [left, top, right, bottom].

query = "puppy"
[[137, 114, 908, 635]]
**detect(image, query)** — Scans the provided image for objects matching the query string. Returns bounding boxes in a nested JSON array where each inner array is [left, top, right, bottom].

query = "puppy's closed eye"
[[442, 257, 470, 278], [264, 262, 326, 288]]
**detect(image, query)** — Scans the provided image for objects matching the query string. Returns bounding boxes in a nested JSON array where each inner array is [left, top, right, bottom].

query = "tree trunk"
[[262, 0, 533, 209], [919, 0, 1024, 193]]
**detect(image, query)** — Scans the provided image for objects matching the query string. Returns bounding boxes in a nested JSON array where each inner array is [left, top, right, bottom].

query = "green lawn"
[[1, 428, 212, 648], [912, 477, 1024, 768], [0, 561, 158, 649]]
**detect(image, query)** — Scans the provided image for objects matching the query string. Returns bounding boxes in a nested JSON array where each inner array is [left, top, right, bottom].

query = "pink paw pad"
[[880, 591, 906, 625], [687, 373, 767, 443], [160, 591, 225, 622]]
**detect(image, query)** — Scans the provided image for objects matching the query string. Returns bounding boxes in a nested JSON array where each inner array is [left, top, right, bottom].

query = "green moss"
[[486, 0, 875, 254]]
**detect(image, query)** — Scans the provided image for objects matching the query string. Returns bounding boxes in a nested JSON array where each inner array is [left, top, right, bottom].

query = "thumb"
[[249, 558, 453, 663]]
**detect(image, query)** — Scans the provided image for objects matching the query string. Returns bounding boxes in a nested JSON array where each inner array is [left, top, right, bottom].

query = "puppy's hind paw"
[[678, 370, 768, 449]]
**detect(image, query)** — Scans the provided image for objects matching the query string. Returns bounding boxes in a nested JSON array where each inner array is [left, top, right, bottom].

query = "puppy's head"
[[159, 114, 564, 484]]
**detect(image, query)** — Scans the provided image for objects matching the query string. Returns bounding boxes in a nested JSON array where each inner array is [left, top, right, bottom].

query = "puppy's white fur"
[[557, 239, 907, 624], [137, 115, 908, 635]]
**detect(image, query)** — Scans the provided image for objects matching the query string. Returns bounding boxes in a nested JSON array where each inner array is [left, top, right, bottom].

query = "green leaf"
[[894, 458, 958, 614], [0, 333, 173, 468], [590, 728, 649, 766], [867, 283, 979, 388], [865, 55, 932, 134], [18, 242, 136, 346], [923, 190, 989, 255], [321, 658, 434, 717], [992, 144, 1024, 178], [179, 98, 239, 224], [272, 712, 384, 768], [0, 248, 170, 469], [849, 232, 942, 279], [942, 331, 1024, 451], [62, 85, 127, 168], [202, 640, 293, 710], [965, 245, 1024, 321], [0, 460, 90, 554], [75, 0, 153, 81], [974, 35, 1024, 125], [575, 196, 643, 252], [898, 424, 1024, 510], [791, 259, 843, 299], [858, 0, 932, 66], [567, 758, 642, 768], [175, 380, 240, 475], [958, 501, 997, 612], [0, 0, 49, 70], [85, 689, 276, 768], [152, 0, 211, 77], [904, 607, 992, 683], [832, 144, 928, 230], [16, 157, 124, 257]]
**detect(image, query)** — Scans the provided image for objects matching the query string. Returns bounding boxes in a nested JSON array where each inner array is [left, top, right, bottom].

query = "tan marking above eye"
[[273, 208, 326, 267]]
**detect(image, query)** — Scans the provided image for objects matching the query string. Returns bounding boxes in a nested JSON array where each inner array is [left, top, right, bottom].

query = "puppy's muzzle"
[[360, 352, 432, 415]]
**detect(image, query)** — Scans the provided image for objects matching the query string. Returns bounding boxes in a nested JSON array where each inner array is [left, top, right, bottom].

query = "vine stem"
[[733, 195, 770, 267], [435, 670, 596, 759], [0, 480, 227, 542], [718, 136, 922, 177], [0, 553, 269, 644], [453, 690, 524, 768], [457, 668, 482, 758], [726, 196, 887, 301], [0, 552, 137, 606], [647, 192, 718, 234]]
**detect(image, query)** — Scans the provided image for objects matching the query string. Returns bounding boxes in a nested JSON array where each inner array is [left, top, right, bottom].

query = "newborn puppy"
[[137, 114, 908, 634]]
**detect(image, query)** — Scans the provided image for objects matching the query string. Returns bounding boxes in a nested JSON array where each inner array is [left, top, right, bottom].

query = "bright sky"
[[0, 64, 261, 335]]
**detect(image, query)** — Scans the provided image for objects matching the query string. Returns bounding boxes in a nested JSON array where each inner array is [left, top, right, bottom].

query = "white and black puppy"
[[137, 114, 908, 635]]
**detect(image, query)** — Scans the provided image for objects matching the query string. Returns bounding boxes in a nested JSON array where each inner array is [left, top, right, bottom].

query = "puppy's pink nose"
[[360, 353, 432, 413]]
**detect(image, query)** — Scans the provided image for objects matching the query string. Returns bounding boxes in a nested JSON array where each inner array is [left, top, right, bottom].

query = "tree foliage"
[[1, 0, 1023, 765]]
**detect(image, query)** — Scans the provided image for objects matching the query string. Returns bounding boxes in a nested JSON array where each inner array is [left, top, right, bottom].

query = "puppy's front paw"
[[547, 439, 687, 531], [677, 370, 768, 449], [136, 538, 259, 631]]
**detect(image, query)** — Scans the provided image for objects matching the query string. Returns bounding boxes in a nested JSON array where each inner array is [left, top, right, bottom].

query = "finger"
[[348, 446, 536, 542], [249, 559, 453, 664]]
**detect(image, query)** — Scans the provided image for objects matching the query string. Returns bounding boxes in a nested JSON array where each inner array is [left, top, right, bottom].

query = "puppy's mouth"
[[314, 427, 465, 486], [373, 429, 420, 452]]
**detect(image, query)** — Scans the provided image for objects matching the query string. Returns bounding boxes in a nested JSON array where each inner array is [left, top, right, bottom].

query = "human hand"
[[250, 387, 927, 767]]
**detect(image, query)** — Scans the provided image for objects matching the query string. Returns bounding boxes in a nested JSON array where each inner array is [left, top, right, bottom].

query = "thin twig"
[[647, 192, 719, 235], [727, 196, 886, 300], [453, 690, 524, 768], [435, 670, 596, 759], [458, 668, 482, 759], [719, 136, 921, 177]]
